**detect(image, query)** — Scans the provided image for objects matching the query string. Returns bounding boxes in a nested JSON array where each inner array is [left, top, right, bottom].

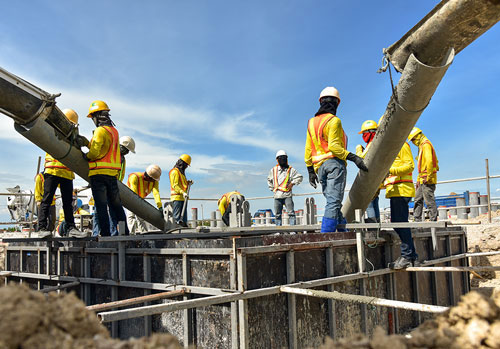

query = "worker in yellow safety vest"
[[169, 154, 193, 227], [82, 100, 127, 236], [57, 198, 90, 236], [383, 138, 418, 269], [218, 191, 245, 226], [267, 150, 303, 225], [34, 172, 56, 231], [408, 127, 439, 222], [37, 109, 85, 239], [126, 165, 162, 234], [356, 120, 381, 223], [305, 86, 368, 233]]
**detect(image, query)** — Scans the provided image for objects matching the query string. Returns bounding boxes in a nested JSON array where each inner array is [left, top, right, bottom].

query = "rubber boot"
[[336, 218, 347, 232], [321, 217, 338, 233]]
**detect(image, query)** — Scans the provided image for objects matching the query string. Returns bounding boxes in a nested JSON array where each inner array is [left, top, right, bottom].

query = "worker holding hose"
[[169, 154, 193, 227], [304, 86, 368, 233]]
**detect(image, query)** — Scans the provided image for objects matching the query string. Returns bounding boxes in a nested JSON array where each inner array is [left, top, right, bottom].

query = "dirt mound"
[[320, 291, 500, 349], [0, 284, 181, 348]]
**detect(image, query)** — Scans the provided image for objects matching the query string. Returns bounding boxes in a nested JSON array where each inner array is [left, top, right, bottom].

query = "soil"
[[320, 290, 500, 349], [0, 284, 181, 349]]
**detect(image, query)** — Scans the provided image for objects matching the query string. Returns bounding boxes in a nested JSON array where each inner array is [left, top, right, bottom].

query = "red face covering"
[[362, 131, 376, 144]]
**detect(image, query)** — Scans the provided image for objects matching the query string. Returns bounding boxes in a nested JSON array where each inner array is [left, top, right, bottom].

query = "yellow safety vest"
[[44, 153, 75, 180], [218, 191, 241, 216], [169, 167, 188, 201], [127, 172, 154, 198], [88, 126, 121, 176]]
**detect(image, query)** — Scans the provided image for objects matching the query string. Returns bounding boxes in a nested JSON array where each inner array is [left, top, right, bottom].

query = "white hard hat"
[[319, 86, 341, 103], [146, 164, 162, 181], [276, 150, 287, 158], [119, 136, 136, 153]]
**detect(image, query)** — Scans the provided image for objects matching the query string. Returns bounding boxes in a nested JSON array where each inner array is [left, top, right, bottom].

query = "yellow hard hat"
[[146, 164, 162, 181], [87, 100, 110, 117], [319, 86, 340, 104], [408, 127, 422, 141], [62, 108, 78, 124], [358, 120, 378, 134], [180, 154, 191, 166]]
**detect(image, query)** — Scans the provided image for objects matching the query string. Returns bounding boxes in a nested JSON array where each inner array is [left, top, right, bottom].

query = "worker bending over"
[[83, 100, 127, 236], [408, 127, 439, 221], [218, 191, 245, 226], [169, 154, 193, 227], [38, 109, 85, 238], [126, 164, 162, 234], [267, 150, 303, 225], [34, 172, 56, 231], [305, 86, 368, 233], [384, 140, 418, 269], [356, 120, 381, 223]]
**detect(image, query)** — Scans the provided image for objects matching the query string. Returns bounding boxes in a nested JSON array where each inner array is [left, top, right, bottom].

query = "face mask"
[[362, 131, 376, 144], [277, 156, 288, 168]]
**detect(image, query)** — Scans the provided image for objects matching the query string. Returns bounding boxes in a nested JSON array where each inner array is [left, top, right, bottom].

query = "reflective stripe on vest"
[[88, 126, 121, 171], [169, 168, 187, 195], [273, 165, 291, 192], [127, 172, 154, 198], [218, 191, 241, 215], [45, 154, 70, 171], [384, 174, 413, 186], [418, 140, 438, 174], [308, 114, 347, 164]]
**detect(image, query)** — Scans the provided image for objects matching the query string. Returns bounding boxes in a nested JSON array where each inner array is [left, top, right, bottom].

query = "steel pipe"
[[386, 0, 500, 72], [87, 289, 185, 312]]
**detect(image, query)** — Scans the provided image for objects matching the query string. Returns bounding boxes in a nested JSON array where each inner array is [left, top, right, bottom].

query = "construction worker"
[[218, 191, 245, 226], [267, 150, 303, 225], [126, 165, 162, 234], [37, 109, 85, 238], [82, 100, 127, 237], [34, 172, 56, 231], [356, 120, 380, 223], [384, 141, 418, 269], [57, 199, 90, 236], [169, 154, 193, 227], [408, 127, 439, 221], [305, 86, 368, 233]]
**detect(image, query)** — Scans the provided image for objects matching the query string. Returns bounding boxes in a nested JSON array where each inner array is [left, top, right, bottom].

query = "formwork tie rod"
[[280, 286, 449, 314], [87, 289, 185, 312]]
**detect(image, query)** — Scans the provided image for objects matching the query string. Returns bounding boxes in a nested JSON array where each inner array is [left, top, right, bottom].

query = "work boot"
[[38, 230, 53, 239], [321, 217, 338, 233], [68, 226, 87, 238], [336, 218, 347, 232], [389, 256, 413, 270]]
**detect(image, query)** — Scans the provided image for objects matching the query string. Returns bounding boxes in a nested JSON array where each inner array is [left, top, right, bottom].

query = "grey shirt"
[[267, 165, 303, 199]]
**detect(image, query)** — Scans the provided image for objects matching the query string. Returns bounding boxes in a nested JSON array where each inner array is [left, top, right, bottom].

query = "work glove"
[[187, 180, 194, 185], [307, 166, 318, 189], [182, 192, 189, 200], [82, 152, 89, 162], [346, 153, 368, 172], [75, 135, 90, 148], [158, 207, 164, 217]]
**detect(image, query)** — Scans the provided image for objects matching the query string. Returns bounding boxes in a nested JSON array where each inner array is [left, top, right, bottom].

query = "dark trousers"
[[172, 200, 188, 224], [38, 174, 74, 231], [90, 175, 127, 236], [390, 197, 418, 259]]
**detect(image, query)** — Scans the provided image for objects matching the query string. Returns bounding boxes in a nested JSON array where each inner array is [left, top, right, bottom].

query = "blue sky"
[[1, 1, 500, 222]]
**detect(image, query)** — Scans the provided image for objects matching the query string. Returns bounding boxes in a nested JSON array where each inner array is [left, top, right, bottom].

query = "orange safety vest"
[[127, 172, 154, 198], [217, 191, 241, 215], [272, 165, 291, 192], [88, 126, 121, 171], [307, 113, 347, 164], [169, 167, 188, 196], [417, 140, 438, 175], [44, 154, 70, 171]]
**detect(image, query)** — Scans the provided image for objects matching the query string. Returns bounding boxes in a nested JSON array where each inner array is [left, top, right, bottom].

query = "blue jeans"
[[90, 175, 127, 236], [390, 197, 418, 259], [274, 197, 296, 225], [318, 158, 346, 220], [366, 196, 380, 223], [92, 209, 121, 237], [172, 200, 188, 224]]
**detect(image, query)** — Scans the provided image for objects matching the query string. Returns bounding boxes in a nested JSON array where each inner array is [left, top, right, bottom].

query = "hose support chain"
[[377, 49, 429, 114]]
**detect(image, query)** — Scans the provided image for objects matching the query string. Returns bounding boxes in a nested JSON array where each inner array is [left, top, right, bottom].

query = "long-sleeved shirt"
[[414, 135, 439, 184], [384, 142, 415, 198], [267, 166, 303, 199], [169, 168, 188, 202], [87, 126, 120, 177], [34, 173, 55, 205], [304, 115, 350, 173], [127, 172, 162, 208]]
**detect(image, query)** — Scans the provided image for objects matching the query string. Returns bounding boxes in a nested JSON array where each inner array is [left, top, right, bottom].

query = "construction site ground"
[[0, 212, 499, 348]]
